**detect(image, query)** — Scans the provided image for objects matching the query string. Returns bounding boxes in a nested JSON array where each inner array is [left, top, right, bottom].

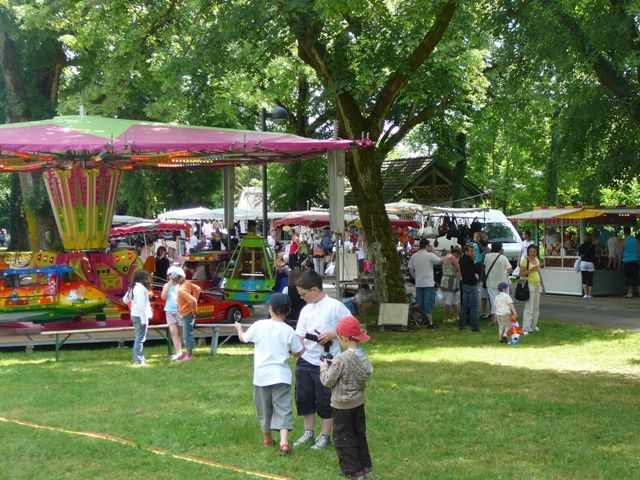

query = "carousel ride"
[[0, 115, 361, 325]]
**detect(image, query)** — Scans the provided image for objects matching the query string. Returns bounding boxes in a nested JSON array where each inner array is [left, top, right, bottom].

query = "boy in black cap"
[[235, 294, 304, 455]]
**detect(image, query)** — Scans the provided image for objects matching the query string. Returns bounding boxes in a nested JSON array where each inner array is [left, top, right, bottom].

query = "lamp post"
[[260, 106, 288, 236]]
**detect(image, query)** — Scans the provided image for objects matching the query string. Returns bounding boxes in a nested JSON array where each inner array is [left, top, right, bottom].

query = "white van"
[[418, 208, 522, 266]]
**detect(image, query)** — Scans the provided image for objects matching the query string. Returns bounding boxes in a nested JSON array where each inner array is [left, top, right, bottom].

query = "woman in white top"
[[124, 270, 153, 365]]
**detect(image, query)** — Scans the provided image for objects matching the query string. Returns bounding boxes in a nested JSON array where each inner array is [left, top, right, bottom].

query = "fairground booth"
[[508, 207, 640, 296]]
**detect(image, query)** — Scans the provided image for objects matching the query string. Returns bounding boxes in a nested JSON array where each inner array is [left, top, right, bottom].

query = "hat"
[[268, 293, 291, 311], [336, 316, 370, 342], [167, 266, 186, 278], [498, 281, 510, 291]]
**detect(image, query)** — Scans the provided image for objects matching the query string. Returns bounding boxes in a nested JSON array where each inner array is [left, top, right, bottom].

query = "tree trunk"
[[7, 174, 29, 251], [347, 147, 405, 303]]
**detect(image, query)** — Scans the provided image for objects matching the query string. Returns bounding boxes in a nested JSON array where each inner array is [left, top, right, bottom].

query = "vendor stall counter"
[[509, 207, 639, 296]]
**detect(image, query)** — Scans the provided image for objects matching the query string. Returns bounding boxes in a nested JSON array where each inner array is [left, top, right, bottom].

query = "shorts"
[[165, 311, 181, 326], [623, 261, 640, 286], [496, 314, 511, 331], [442, 290, 458, 306], [254, 383, 294, 432], [415, 286, 436, 314], [579, 261, 595, 272], [295, 358, 332, 419]]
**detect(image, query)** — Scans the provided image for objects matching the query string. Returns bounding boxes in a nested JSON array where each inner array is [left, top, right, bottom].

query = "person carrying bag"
[[520, 244, 545, 334]]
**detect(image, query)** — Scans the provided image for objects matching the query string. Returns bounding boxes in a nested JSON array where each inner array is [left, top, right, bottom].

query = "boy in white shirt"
[[235, 294, 304, 455], [495, 281, 518, 343]]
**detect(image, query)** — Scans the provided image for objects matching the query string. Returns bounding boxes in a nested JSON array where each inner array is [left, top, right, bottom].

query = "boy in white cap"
[[235, 293, 304, 456], [495, 281, 518, 343], [320, 316, 373, 480]]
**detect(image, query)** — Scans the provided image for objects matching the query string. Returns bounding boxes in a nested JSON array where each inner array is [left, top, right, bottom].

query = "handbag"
[[515, 279, 530, 301], [573, 258, 582, 273]]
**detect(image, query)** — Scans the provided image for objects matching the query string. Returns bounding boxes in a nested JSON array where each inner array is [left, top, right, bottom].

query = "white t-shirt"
[[483, 252, 512, 289], [520, 239, 534, 259], [296, 295, 352, 366], [243, 319, 303, 387], [494, 291, 513, 316], [407, 249, 442, 287]]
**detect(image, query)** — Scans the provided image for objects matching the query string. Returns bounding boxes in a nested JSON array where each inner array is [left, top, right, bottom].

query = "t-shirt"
[[483, 252, 511, 289], [494, 291, 513, 316], [520, 257, 541, 286], [296, 295, 352, 365], [243, 319, 303, 387], [407, 249, 442, 287], [164, 284, 178, 313]]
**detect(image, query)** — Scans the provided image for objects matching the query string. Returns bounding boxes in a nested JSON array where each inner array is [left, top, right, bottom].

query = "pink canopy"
[[109, 221, 190, 239], [0, 116, 369, 172]]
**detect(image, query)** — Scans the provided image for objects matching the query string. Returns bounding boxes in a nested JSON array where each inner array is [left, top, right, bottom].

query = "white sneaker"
[[293, 430, 314, 447], [310, 434, 331, 450], [583, 294, 589, 298], [534, 327, 540, 332], [170, 353, 182, 360]]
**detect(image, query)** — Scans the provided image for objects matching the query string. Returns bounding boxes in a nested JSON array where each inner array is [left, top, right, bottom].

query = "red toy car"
[[149, 290, 251, 325]]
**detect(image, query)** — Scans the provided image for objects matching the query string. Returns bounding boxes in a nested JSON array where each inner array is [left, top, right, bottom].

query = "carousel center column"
[[43, 165, 121, 251]]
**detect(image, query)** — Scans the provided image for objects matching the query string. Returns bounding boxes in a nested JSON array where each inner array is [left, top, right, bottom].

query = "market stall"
[[508, 207, 640, 296]]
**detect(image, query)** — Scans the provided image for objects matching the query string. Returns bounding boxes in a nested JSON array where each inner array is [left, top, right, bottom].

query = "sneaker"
[[279, 443, 291, 456], [534, 326, 540, 332], [427, 323, 439, 329], [310, 434, 331, 450], [293, 430, 314, 447], [170, 353, 182, 361]]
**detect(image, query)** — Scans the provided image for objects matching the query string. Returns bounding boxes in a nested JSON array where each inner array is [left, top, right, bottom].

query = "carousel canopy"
[[0, 115, 367, 172]]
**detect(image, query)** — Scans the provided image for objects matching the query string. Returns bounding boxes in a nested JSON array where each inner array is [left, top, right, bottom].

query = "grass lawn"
[[1, 316, 639, 479]]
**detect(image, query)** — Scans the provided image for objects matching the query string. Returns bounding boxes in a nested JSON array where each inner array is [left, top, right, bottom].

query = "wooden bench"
[[40, 324, 172, 362], [40, 323, 243, 362]]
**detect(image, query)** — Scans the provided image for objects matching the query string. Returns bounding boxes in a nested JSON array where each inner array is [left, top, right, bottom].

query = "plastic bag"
[[324, 262, 335, 276]]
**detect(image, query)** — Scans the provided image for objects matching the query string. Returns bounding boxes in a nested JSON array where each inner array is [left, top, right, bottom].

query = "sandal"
[[262, 440, 274, 447], [279, 443, 291, 456]]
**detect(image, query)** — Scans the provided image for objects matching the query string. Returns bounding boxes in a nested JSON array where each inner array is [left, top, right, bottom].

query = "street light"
[[260, 106, 289, 236]]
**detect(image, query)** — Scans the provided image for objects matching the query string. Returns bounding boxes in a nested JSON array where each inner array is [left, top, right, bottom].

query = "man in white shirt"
[[483, 241, 513, 324], [293, 269, 351, 451], [407, 238, 442, 328]]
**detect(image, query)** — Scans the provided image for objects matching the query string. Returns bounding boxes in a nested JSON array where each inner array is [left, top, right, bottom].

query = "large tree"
[[0, 3, 65, 250]]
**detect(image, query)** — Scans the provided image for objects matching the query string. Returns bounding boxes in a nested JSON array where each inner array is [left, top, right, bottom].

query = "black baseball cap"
[[268, 293, 291, 311]]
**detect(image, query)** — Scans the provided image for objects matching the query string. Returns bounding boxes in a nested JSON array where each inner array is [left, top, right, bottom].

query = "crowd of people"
[[407, 229, 547, 339]]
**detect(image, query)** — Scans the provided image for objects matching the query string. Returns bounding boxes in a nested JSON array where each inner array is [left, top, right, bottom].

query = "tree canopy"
[[2, 0, 640, 297]]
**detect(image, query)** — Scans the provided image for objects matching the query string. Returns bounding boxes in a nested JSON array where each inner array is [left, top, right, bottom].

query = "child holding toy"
[[235, 293, 304, 456], [495, 281, 518, 343], [320, 316, 373, 479]]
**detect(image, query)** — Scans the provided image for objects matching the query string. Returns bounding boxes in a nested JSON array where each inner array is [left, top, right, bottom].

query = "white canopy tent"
[[158, 206, 260, 221]]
